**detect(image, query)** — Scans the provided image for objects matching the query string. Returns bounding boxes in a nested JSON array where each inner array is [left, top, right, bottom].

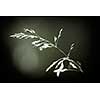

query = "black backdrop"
[[0, 16, 99, 83]]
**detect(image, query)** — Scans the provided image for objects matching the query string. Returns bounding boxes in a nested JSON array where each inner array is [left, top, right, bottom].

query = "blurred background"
[[0, 16, 98, 82]]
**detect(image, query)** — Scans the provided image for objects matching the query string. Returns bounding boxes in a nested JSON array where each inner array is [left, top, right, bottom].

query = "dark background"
[[0, 16, 99, 83]]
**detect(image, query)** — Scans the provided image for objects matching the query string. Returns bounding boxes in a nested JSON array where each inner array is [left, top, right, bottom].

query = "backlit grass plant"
[[10, 28, 83, 77]]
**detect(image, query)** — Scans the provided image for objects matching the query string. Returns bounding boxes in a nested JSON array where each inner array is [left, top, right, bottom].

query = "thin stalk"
[[67, 47, 72, 58], [55, 46, 67, 57]]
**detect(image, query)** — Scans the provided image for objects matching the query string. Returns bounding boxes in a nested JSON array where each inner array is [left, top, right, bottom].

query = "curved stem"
[[55, 46, 67, 57], [30, 30, 74, 61], [34, 33, 68, 57]]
